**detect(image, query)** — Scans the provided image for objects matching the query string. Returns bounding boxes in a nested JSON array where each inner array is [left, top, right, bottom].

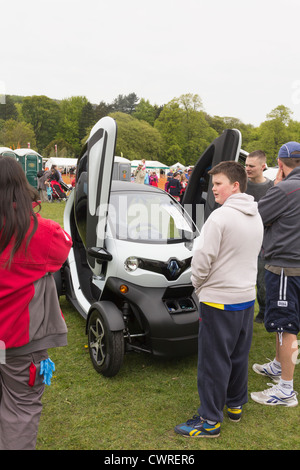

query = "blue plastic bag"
[[40, 358, 55, 386]]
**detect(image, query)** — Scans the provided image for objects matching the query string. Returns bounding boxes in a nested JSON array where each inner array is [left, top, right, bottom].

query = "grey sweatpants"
[[197, 303, 254, 423], [0, 350, 48, 450]]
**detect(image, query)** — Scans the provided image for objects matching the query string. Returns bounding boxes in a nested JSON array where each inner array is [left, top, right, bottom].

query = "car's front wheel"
[[87, 309, 124, 377]]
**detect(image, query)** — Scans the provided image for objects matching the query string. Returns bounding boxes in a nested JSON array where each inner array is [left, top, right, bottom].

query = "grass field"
[[36, 201, 299, 451]]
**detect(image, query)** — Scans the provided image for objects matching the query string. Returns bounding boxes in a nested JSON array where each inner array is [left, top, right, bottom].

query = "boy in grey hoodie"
[[175, 161, 263, 438]]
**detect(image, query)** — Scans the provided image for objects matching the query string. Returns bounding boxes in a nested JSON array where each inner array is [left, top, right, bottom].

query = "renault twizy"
[[59, 117, 245, 376]]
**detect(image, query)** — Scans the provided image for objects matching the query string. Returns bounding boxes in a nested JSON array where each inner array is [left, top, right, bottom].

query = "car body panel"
[[182, 129, 242, 225]]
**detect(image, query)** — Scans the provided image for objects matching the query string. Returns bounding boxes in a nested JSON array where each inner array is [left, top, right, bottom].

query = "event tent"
[[130, 160, 169, 169], [44, 157, 78, 170], [170, 162, 186, 170]]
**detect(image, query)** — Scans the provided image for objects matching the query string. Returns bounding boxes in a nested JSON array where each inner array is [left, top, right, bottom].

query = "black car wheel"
[[87, 309, 124, 377]]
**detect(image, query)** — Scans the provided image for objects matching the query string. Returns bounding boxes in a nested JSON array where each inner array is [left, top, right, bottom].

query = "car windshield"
[[107, 191, 199, 243]]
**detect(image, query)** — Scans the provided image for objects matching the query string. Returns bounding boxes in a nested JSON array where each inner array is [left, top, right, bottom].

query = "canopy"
[[14, 148, 40, 156], [0, 147, 18, 156], [130, 160, 169, 169], [45, 157, 78, 169], [170, 161, 186, 170]]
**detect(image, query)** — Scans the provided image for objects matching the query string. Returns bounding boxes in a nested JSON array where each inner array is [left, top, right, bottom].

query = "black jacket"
[[167, 177, 181, 197]]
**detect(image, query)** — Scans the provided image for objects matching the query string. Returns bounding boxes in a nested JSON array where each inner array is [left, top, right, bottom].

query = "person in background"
[[175, 161, 263, 438], [134, 164, 145, 184], [166, 169, 173, 182], [51, 165, 63, 183], [186, 167, 193, 180], [37, 168, 51, 202], [0, 156, 72, 450], [45, 179, 53, 202], [166, 172, 181, 201], [245, 150, 274, 323], [180, 173, 188, 203], [251, 142, 300, 408], [149, 171, 158, 187]]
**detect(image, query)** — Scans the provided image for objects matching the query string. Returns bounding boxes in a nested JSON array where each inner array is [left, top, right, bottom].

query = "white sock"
[[279, 378, 293, 393]]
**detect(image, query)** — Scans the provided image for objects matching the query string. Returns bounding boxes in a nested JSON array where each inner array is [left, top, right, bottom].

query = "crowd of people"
[[0, 141, 299, 448], [133, 160, 193, 203], [37, 165, 69, 202]]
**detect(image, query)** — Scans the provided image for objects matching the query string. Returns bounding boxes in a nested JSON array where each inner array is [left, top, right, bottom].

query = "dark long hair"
[[0, 156, 41, 265]]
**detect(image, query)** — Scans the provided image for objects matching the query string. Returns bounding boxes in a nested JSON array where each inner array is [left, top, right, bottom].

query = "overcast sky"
[[2, 0, 300, 127]]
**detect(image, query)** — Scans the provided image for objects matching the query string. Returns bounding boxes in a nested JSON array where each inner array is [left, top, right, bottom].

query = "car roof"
[[111, 180, 164, 194]]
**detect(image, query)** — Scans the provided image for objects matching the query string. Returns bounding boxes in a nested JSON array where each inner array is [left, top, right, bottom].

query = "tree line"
[[0, 92, 299, 167]]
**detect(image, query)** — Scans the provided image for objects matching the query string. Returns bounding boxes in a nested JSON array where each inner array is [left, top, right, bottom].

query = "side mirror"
[[87, 247, 113, 263]]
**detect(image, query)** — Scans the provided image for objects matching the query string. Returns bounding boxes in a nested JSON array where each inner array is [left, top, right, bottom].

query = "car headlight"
[[124, 256, 140, 272]]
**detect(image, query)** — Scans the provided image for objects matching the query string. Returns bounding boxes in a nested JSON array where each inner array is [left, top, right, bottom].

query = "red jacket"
[[0, 214, 72, 352]]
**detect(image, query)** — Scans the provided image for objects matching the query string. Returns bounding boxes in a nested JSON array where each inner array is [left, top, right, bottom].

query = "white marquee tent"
[[44, 157, 78, 170], [130, 160, 169, 169], [170, 161, 186, 170]]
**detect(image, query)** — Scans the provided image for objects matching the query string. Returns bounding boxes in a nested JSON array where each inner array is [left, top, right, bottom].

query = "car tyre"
[[87, 309, 124, 377]]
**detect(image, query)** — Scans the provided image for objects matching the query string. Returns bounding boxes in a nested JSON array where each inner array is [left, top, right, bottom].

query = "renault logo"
[[167, 259, 180, 278]]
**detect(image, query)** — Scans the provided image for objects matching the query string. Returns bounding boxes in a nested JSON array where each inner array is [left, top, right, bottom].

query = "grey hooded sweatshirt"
[[191, 193, 263, 305]]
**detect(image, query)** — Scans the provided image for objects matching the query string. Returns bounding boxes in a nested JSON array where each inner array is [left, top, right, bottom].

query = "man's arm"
[[258, 183, 287, 226]]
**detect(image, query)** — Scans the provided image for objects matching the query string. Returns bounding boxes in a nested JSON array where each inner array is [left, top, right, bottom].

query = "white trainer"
[[252, 360, 281, 383], [251, 384, 298, 407]]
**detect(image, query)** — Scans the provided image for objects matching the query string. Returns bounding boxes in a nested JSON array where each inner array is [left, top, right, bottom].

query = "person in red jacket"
[[149, 171, 158, 187], [0, 156, 72, 450]]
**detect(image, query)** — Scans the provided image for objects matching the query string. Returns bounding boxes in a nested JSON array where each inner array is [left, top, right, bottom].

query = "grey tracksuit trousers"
[[0, 350, 47, 450], [197, 303, 254, 423]]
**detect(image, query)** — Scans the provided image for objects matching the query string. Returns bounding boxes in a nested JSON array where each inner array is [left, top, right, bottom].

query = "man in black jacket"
[[251, 142, 300, 408]]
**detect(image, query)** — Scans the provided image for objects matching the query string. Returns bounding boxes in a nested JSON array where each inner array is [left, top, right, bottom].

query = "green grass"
[[36, 201, 300, 450]]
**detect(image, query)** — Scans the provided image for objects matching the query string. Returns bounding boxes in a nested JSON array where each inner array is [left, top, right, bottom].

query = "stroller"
[[50, 180, 68, 201]]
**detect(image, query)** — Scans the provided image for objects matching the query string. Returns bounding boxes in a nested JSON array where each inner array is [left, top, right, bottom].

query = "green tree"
[[0, 119, 36, 149], [43, 138, 76, 158], [154, 100, 185, 165], [94, 101, 114, 122], [112, 93, 139, 114], [78, 101, 96, 141], [56, 96, 89, 155], [206, 114, 256, 150], [0, 95, 18, 121], [257, 105, 292, 164], [21, 95, 60, 153], [286, 119, 300, 142], [133, 98, 158, 126], [155, 94, 217, 166]]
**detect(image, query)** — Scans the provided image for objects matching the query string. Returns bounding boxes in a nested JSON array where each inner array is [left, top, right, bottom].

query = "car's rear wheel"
[[87, 309, 124, 377]]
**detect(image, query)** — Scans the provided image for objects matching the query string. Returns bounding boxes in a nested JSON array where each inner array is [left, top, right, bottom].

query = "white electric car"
[[59, 117, 245, 377]]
